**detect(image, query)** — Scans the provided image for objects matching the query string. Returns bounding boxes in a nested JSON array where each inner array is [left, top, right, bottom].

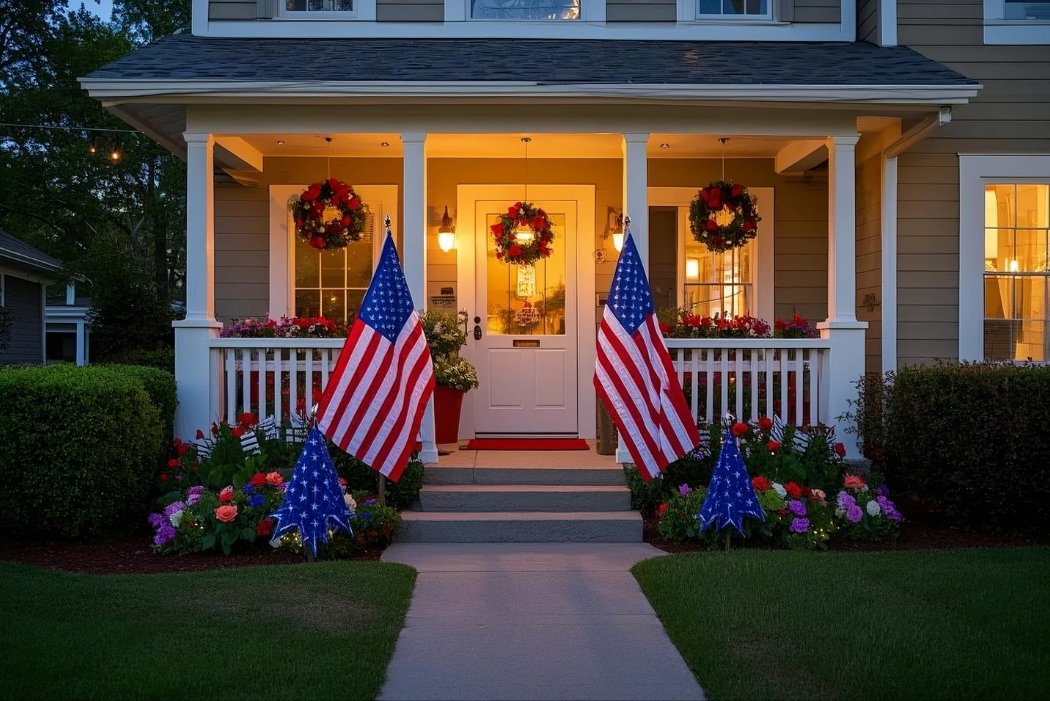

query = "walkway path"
[[378, 543, 705, 701]]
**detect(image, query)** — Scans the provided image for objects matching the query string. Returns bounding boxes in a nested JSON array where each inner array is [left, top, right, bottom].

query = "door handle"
[[473, 324, 482, 341]]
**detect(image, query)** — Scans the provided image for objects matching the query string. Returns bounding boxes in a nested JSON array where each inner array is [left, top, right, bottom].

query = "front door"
[[455, 185, 596, 438]]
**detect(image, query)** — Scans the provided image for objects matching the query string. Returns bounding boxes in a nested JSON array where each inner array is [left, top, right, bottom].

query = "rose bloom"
[[731, 421, 749, 437], [785, 482, 803, 499], [752, 475, 771, 491], [266, 471, 284, 487], [767, 440, 781, 452], [810, 488, 826, 504], [250, 472, 267, 488], [758, 416, 773, 432], [219, 485, 235, 503], [866, 500, 882, 517], [843, 474, 867, 490], [215, 505, 238, 523]]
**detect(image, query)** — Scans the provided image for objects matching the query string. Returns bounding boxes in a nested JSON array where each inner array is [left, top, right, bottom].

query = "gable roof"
[[0, 229, 63, 275], [88, 35, 976, 88]]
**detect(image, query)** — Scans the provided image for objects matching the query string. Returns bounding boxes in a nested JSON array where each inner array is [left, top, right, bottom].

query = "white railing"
[[665, 338, 832, 427], [209, 338, 345, 425]]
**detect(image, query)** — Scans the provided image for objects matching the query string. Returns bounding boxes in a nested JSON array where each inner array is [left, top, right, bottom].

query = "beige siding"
[[792, 0, 840, 23], [607, 0, 676, 23], [651, 159, 830, 323], [213, 157, 403, 321], [377, 0, 443, 22], [858, 0, 878, 43], [896, 0, 1050, 366], [209, 0, 256, 20]]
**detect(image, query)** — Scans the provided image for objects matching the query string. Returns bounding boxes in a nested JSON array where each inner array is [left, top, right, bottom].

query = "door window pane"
[[485, 212, 567, 335]]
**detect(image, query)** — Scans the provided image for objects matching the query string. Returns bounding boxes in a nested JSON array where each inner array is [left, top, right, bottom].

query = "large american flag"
[[594, 232, 699, 480], [316, 231, 434, 482]]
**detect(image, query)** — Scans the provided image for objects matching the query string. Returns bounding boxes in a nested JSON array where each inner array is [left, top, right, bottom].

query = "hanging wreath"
[[689, 181, 761, 253], [293, 178, 367, 251], [491, 201, 555, 266]]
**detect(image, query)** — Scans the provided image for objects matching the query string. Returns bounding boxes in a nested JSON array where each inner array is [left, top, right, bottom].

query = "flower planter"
[[433, 385, 466, 444]]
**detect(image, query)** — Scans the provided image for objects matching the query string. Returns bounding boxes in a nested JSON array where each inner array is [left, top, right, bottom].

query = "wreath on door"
[[490, 202, 555, 265], [689, 181, 761, 253]]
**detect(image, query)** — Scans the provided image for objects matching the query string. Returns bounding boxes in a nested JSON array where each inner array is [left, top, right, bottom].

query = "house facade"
[[81, 0, 1048, 463], [0, 230, 63, 366]]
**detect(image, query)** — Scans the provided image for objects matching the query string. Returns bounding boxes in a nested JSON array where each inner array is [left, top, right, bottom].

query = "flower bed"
[[658, 308, 818, 339], [220, 315, 348, 338]]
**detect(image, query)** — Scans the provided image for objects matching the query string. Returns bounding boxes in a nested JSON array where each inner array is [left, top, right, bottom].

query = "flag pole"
[[375, 212, 395, 508]]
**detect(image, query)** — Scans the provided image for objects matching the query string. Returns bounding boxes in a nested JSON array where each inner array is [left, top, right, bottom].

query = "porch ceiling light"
[[438, 205, 456, 252]]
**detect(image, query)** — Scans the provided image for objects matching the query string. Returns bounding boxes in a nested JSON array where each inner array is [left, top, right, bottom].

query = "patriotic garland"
[[688, 181, 761, 253], [491, 201, 554, 265], [293, 178, 367, 251]]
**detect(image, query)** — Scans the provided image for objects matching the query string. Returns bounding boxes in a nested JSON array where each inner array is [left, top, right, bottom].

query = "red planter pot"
[[433, 385, 466, 444]]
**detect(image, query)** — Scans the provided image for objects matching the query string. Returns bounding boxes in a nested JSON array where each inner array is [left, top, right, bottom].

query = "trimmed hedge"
[[0, 365, 162, 538], [863, 363, 1050, 534]]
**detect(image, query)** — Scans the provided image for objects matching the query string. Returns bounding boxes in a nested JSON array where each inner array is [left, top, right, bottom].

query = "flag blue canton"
[[606, 234, 653, 334], [698, 429, 766, 536], [357, 233, 415, 342], [269, 427, 354, 557]]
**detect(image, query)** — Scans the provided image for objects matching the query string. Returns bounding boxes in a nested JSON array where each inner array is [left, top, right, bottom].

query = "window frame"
[[959, 156, 1050, 361], [275, 0, 376, 21], [983, 0, 1050, 44], [465, 0, 584, 21], [678, 0, 779, 23], [458, 0, 603, 21]]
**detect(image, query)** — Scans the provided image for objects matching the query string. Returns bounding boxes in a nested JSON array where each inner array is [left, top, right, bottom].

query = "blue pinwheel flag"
[[698, 429, 765, 536], [269, 427, 354, 557]]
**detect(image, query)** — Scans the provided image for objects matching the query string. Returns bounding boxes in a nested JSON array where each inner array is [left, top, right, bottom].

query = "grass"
[[0, 561, 416, 701], [633, 547, 1050, 701]]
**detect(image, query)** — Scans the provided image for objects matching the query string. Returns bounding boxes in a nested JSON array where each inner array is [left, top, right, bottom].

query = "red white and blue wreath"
[[293, 178, 367, 251], [689, 181, 761, 253]]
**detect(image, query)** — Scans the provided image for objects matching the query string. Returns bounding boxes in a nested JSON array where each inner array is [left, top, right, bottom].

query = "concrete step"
[[397, 511, 643, 543], [419, 484, 631, 512], [426, 466, 626, 487]]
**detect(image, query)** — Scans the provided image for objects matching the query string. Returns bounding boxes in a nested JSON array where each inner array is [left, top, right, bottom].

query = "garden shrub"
[[331, 448, 424, 507], [0, 365, 161, 537], [106, 347, 176, 373], [875, 362, 1050, 534], [104, 363, 176, 453]]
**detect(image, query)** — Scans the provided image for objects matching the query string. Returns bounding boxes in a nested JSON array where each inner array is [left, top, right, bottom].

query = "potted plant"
[[421, 310, 479, 443]]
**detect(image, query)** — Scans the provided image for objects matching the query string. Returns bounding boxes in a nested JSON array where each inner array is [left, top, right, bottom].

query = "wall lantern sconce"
[[438, 205, 456, 253], [685, 257, 700, 281]]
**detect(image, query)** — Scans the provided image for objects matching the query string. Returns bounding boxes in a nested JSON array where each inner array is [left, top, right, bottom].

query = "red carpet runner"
[[463, 438, 589, 451]]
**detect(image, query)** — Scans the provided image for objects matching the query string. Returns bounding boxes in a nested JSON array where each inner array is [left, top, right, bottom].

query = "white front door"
[[456, 185, 596, 438]]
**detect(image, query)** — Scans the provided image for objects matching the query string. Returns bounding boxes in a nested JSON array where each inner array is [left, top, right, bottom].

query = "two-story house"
[[80, 0, 1048, 462]]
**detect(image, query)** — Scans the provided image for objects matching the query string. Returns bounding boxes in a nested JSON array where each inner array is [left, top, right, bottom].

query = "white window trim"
[[455, 0, 602, 21], [268, 184, 398, 317], [677, 0, 780, 23], [984, 0, 1050, 44], [959, 155, 1050, 361], [648, 186, 774, 323]]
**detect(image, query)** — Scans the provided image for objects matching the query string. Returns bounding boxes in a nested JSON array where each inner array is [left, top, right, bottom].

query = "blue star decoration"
[[269, 427, 354, 558], [698, 428, 766, 536]]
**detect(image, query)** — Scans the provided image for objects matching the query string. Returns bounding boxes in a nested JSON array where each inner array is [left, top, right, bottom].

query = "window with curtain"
[[983, 183, 1050, 361]]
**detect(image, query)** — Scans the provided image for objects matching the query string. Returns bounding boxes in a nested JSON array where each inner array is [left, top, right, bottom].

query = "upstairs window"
[[984, 0, 1050, 43], [284, 0, 354, 13], [697, 0, 771, 19], [1004, 0, 1050, 18], [470, 0, 580, 20]]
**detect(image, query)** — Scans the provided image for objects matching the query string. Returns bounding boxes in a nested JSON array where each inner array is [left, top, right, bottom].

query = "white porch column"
[[617, 133, 651, 465], [817, 134, 867, 460], [401, 132, 437, 463], [75, 320, 86, 366], [173, 132, 222, 440]]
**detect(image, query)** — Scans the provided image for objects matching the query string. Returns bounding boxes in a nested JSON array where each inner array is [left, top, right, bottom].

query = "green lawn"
[[0, 561, 416, 701], [634, 547, 1050, 701]]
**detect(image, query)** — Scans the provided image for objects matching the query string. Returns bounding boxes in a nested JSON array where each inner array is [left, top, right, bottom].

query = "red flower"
[[159, 474, 168, 482], [250, 472, 267, 488], [741, 219, 756, 233], [508, 244, 522, 258], [367, 529, 378, 538], [175, 441, 189, 457], [210, 423, 219, 436], [731, 183, 745, 198], [834, 442, 847, 458], [256, 517, 274, 537], [775, 319, 786, 331], [237, 412, 257, 429], [785, 482, 803, 499], [309, 236, 326, 250], [758, 416, 773, 432], [704, 218, 719, 233], [659, 321, 671, 334], [219, 486, 234, 503], [348, 196, 361, 211], [752, 475, 771, 491], [196, 429, 205, 440], [231, 426, 245, 439], [302, 183, 322, 202], [531, 215, 547, 231], [167, 458, 180, 469], [490, 222, 504, 237], [657, 503, 668, 516], [731, 421, 748, 437], [766, 440, 781, 453]]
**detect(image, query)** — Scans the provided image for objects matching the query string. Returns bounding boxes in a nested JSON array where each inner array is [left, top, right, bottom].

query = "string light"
[[1, 121, 143, 164]]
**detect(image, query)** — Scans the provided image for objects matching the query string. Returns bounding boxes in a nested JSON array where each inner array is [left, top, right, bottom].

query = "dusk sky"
[[65, 0, 114, 19]]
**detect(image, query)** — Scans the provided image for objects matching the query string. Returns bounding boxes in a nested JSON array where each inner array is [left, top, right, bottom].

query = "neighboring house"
[[80, 0, 1048, 462], [44, 281, 92, 367], [0, 229, 63, 366]]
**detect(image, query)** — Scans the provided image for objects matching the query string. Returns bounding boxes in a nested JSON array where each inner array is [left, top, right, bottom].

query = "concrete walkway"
[[378, 543, 705, 701]]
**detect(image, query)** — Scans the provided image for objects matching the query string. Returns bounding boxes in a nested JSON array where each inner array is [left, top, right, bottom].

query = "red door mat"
[[463, 438, 590, 451]]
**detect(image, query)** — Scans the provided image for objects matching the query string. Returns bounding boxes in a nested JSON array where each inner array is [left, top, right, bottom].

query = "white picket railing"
[[209, 338, 345, 425], [665, 338, 832, 427]]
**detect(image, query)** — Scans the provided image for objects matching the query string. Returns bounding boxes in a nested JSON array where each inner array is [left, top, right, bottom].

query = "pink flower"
[[266, 471, 284, 487], [215, 505, 238, 523], [843, 474, 867, 490]]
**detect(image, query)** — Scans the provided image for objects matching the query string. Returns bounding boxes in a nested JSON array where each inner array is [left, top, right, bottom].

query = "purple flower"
[[788, 499, 807, 517], [162, 501, 186, 520], [790, 518, 810, 534], [876, 484, 891, 498], [147, 513, 164, 528], [187, 485, 205, 497], [364, 498, 377, 506], [153, 524, 177, 547], [678, 484, 693, 497], [877, 495, 903, 522], [837, 491, 856, 510], [846, 504, 863, 523], [186, 492, 201, 506]]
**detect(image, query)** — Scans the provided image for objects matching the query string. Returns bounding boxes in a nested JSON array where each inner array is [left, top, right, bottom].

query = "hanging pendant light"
[[321, 137, 341, 226], [512, 137, 536, 245]]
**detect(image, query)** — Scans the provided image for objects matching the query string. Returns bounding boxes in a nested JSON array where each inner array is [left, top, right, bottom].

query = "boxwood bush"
[[0, 365, 162, 538], [857, 363, 1050, 534]]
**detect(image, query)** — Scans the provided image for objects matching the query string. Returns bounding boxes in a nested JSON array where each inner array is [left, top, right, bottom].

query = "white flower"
[[772, 482, 787, 498], [169, 509, 184, 528], [866, 500, 881, 517], [344, 494, 357, 511]]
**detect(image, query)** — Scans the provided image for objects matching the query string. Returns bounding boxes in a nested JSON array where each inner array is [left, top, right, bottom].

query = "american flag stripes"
[[316, 230, 434, 482], [594, 232, 700, 480]]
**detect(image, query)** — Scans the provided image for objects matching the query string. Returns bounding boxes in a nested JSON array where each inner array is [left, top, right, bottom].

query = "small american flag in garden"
[[316, 224, 434, 481], [594, 229, 699, 480], [269, 427, 353, 557], [699, 427, 765, 536]]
